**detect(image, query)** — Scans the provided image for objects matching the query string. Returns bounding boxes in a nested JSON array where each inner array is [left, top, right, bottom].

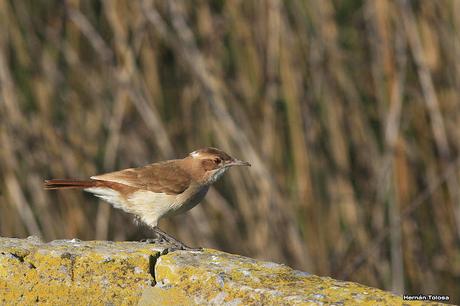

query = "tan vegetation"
[[0, 0, 459, 301]]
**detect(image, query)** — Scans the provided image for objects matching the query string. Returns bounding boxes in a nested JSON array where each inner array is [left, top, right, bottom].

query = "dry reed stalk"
[[400, 0, 460, 239]]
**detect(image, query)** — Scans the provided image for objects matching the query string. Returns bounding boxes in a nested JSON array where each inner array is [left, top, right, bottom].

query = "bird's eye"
[[213, 158, 221, 164]]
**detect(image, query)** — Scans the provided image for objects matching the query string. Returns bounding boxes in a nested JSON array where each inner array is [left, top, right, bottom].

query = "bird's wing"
[[91, 161, 191, 195]]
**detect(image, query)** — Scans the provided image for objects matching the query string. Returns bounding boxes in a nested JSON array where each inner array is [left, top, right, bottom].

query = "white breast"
[[127, 190, 178, 227], [85, 184, 210, 228]]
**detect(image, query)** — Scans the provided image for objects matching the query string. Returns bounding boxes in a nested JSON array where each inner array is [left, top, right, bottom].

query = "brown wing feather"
[[91, 160, 191, 195]]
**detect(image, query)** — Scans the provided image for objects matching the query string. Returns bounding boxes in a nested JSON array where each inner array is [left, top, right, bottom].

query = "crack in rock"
[[61, 252, 77, 281], [148, 246, 173, 286]]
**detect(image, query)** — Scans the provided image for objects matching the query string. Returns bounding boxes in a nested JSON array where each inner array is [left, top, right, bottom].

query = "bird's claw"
[[141, 238, 203, 252], [141, 238, 165, 244]]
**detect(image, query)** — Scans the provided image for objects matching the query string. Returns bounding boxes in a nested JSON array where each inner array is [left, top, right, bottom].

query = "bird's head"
[[188, 147, 251, 184]]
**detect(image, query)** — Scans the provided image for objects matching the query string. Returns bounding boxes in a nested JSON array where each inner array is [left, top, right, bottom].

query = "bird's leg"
[[147, 226, 202, 252]]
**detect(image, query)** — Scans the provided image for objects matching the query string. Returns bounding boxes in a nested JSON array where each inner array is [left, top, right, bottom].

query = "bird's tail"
[[44, 179, 96, 190]]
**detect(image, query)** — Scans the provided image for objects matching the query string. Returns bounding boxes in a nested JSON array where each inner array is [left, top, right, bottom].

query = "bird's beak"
[[226, 159, 251, 167]]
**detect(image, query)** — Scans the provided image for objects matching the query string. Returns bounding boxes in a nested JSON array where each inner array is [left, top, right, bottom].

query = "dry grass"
[[0, 0, 459, 301]]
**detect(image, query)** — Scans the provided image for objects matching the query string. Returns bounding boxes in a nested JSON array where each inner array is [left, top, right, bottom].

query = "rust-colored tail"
[[44, 179, 96, 190]]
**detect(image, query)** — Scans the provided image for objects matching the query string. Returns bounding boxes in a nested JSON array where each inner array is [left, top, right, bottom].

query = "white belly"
[[85, 185, 210, 227]]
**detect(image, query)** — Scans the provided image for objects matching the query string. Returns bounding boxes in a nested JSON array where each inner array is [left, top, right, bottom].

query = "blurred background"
[[0, 0, 459, 301]]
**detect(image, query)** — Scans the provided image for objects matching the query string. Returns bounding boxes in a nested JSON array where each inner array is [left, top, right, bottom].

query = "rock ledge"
[[0, 237, 438, 305]]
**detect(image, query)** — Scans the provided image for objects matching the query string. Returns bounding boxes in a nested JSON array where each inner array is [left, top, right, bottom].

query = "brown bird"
[[44, 147, 250, 250]]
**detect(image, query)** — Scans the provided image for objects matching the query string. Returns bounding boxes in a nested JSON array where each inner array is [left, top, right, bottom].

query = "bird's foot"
[[177, 245, 203, 252], [141, 238, 165, 244], [163, 245, 203, 254], [159, 237, 203, 252], [149, 226, 203, 252], [141, 237, 199, 252]]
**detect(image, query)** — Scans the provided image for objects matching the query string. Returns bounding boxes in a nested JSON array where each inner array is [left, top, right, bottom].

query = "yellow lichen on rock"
[[0, 237, 162, 305], [1, 237, 448, 305], [141, 249, 443, 306]]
